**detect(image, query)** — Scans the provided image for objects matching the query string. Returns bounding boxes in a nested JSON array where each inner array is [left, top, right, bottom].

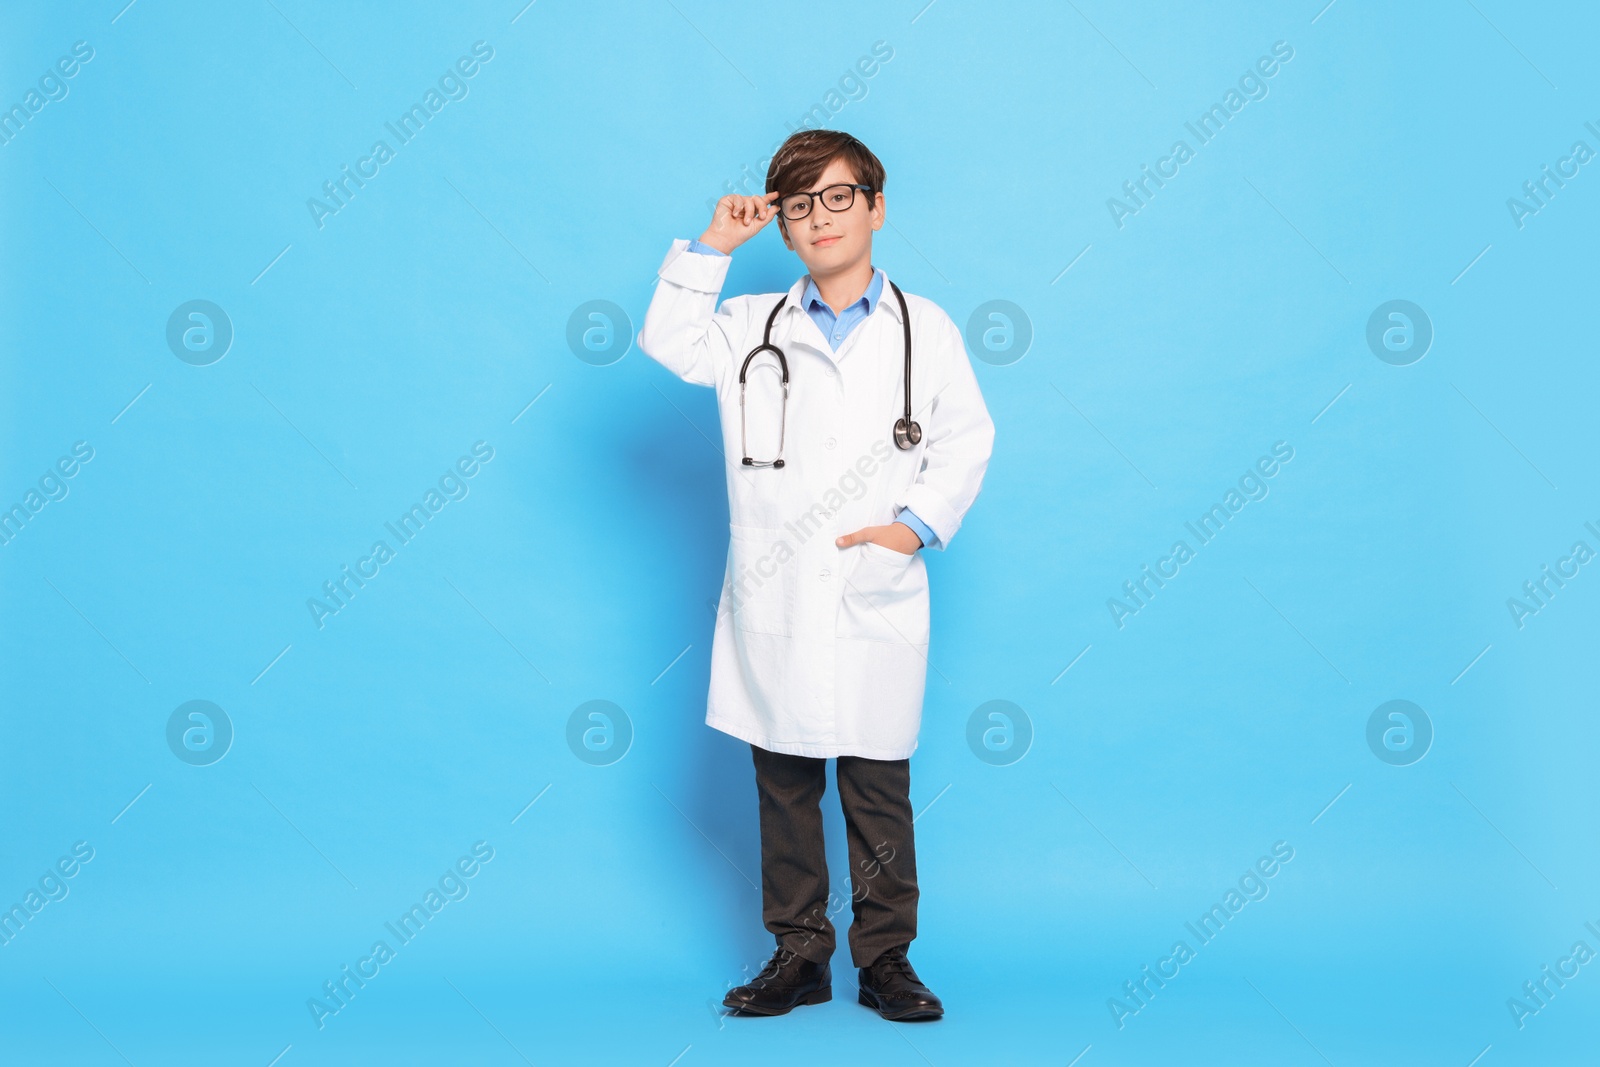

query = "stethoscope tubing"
[[738, 279, 917, 468]]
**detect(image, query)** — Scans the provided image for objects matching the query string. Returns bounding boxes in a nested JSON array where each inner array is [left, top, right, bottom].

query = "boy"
[[638, 130, 994, 1021]]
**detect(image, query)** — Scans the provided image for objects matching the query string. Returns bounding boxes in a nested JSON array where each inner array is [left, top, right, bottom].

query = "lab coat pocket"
[[842, 542, 929, 645], [726, 523, 796, 637], [860, 541, 916, 566]]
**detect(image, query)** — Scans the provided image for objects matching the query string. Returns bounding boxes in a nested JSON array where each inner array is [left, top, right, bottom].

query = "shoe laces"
[[754, 947, 799, 982], [873, 947, 917, 978]]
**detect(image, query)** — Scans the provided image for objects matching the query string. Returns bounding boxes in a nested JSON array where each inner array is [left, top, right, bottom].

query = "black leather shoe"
[[722, 945, 832, 1016], [857, 944, 943, 1020]]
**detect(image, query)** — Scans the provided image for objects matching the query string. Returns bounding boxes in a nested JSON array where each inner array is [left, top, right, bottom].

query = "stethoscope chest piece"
[[893, 416, 922, 449]]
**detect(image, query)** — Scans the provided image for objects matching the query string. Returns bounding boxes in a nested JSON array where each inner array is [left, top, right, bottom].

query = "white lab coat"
[[639, 239, 995, 759]]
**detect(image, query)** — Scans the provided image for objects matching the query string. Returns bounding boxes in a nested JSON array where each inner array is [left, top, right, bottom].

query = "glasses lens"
[[780, 194, 811, 220], [821, 184, 857, 211]]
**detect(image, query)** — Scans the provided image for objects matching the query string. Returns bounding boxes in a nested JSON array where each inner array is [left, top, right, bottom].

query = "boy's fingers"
[[706, 190, 785, 247]]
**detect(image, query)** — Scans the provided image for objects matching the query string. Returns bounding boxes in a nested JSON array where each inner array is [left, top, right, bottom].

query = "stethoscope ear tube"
[[739, 297, 791, 469]]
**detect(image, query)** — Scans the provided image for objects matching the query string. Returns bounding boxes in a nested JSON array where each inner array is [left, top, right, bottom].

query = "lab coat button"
[[825, 437, 836, 449], [819, 568, 831, 581]]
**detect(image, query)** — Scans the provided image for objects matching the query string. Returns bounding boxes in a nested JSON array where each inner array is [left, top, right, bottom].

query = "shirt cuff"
[[686, 237, 729, 257], [895, 507, 938, 549]]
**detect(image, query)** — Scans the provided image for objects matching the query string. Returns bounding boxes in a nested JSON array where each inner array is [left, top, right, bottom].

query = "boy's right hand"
[[697, 191, 782, 255]]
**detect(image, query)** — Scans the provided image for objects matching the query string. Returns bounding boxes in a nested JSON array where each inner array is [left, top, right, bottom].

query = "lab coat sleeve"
[[637, 238, 745, 389], [893, 312, 995, 550]]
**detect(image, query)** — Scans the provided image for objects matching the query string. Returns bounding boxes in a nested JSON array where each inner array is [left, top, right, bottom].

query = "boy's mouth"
[[813, 235, 842, 247]]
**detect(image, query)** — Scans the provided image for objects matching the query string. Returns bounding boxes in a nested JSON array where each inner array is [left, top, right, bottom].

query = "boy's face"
[[776, 157, 884, 274]]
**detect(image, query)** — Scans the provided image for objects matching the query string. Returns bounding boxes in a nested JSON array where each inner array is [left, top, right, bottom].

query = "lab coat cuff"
[[658, 238, 733, 294], [895, 485, 961, 550]]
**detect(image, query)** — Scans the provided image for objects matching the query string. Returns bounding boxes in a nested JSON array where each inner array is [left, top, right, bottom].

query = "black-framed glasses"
[[778, 183, 873, 221]]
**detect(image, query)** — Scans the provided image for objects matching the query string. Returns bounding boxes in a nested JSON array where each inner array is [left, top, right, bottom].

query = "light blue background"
[[2, 1, 1596, 1064]]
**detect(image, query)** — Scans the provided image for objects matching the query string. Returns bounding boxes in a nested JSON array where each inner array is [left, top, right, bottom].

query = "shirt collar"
[[801, 267, 884, 318]]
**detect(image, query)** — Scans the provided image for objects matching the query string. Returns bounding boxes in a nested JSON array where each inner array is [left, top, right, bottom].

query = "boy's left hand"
[[836, 523, 922, 555]]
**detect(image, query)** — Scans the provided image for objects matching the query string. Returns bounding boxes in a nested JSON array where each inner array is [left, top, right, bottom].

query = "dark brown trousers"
[[749, 743, 919, 969]]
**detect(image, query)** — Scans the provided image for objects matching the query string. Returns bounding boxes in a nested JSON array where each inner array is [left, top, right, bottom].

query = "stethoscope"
[[739, 278, 920, 469]]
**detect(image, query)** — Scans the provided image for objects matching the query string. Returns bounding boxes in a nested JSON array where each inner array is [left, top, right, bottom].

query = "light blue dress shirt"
[[684, 237, 938, 550]]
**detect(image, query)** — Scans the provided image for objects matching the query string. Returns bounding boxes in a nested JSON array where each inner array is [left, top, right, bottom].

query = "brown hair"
[[765, 130, 886, 201]]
